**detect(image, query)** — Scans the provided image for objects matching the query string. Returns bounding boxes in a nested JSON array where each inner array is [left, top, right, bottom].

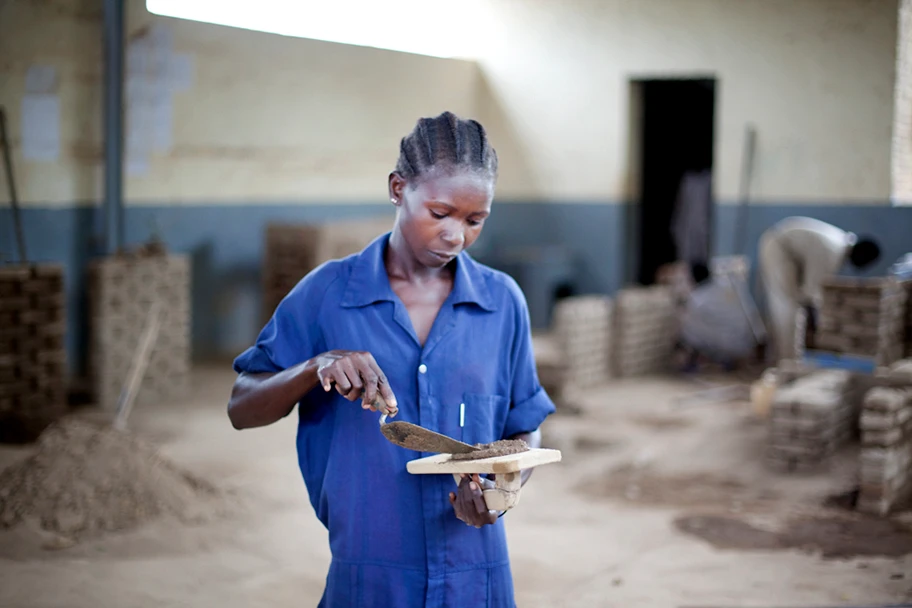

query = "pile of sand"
[[0, 418, 219, 541]]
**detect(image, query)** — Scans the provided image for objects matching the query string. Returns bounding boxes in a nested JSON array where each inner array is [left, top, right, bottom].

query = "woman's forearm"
[[227, 359, 322, 429]]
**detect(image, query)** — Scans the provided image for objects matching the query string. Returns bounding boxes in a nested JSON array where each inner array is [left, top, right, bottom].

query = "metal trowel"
[[374, 392, 479, 455], [378, 413, 479, 455]]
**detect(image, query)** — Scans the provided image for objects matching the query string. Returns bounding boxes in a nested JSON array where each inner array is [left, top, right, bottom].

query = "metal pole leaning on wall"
[[103, 0, 125, 255], [735, 123, 756, 257], [0, 107, 27, 263]]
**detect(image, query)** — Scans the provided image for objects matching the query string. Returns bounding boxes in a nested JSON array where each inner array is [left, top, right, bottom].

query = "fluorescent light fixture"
[[146, 0, 481, 59]]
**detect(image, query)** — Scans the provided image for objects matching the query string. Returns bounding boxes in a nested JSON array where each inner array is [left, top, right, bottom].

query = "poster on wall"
[[21, 94, 60, 162], [21, 65, 60, 162], [125, 23, 196, 176]]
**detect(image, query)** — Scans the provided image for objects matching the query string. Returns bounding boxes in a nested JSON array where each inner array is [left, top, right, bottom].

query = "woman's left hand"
[[449, 474, 498, 528]]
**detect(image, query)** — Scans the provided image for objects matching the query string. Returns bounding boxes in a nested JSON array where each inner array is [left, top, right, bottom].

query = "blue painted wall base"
[[2, 201, 910, 378]]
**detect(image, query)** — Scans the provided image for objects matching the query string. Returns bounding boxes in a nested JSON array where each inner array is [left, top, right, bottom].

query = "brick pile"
[[261, 216, 393, 323], [815, 276, 907, 366], [0, 264, 67, 443], [905, 281, 912, 358], [613, 286, 676, 377], [858, 359, 912, 515], [766, 369, 857, 471], [544, 295, 613, 402], [87, 254, 191, 411]]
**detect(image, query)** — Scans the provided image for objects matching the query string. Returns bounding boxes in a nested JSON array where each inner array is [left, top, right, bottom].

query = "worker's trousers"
[[758, 231, 802, 363]]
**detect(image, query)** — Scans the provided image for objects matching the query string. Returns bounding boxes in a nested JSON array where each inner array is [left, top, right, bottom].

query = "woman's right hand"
[[312, 350, 399, 416]]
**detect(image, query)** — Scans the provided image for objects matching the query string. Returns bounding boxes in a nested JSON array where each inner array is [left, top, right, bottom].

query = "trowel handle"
[[372, 394, 397, 419], [326, 380, 397, 418]]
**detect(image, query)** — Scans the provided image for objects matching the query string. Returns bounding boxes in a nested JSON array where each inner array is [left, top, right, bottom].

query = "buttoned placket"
[[393, 295, 459, 607]]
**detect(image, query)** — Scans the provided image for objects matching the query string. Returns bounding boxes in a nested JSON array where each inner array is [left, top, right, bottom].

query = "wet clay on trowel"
[[450, 439, 530, 461]]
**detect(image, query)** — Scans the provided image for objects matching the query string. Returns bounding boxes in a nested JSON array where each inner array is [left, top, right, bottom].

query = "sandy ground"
[[1, 365, 911, 608]]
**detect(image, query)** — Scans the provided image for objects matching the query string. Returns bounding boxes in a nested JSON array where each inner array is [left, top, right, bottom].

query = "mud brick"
[[841, 295, 887, 311], [0, 325, 28, 341], [818, 317, 840, 332], [858, 496, 893, 516], [765, 453, 826, 473], [767, 442, 836, 460], [0, 297, 29, 312], [887, 359, 912, 384], [769, 428, 840, 446], [770, 410, 853, 434], [31, 292, 65, 309], [0, 282, 18, 298], [840, 323, 892, 339], [0, 267, 31, 281], [862, 428, 906, 447], [29, 264, 61, 279], [19, 279, 51, 294], [16, 309, 48, 325], [0, 382, 28, 398], [860, 403, 912, 429], [860, 484, 896, 502]]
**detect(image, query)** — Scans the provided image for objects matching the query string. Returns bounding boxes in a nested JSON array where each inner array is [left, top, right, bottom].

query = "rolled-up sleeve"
[[503, 283, 557, 438]]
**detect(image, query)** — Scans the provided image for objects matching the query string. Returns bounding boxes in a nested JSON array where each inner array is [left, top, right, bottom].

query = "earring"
[[390, 198, 398, 205]]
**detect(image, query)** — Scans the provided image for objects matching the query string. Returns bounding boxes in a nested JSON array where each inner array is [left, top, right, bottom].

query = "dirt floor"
[[1, 365, 911, 607]]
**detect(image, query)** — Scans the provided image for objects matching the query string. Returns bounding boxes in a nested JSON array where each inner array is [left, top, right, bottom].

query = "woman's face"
[[389, 168, 494, 268]]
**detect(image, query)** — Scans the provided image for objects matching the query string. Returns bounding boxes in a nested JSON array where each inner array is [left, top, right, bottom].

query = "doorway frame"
[[622, 73, 720, 287]]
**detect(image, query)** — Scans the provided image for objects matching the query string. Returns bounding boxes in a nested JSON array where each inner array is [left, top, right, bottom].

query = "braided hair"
[[394, 112, 498, 183]]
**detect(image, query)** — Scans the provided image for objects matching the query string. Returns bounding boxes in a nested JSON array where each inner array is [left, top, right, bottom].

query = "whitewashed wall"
[[0, 0, 900, 207]]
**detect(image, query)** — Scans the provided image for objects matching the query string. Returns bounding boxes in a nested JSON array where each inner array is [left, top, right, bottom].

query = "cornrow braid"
[[395, 111, 498, 182]]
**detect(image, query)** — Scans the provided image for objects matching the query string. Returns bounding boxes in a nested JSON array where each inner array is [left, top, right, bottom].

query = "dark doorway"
[[634, 78, 715, 285]]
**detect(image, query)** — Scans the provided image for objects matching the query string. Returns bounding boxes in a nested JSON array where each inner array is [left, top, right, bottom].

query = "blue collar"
[[340, 232, 497, 312]]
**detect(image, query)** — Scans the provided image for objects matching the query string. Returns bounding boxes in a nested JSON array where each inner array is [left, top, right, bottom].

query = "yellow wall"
[[0, 0, 901, 208], [0, 0, 103, 207], [893, 0, 912, 204], [124, 3, 478, 204], [475, 0, 899, 203]]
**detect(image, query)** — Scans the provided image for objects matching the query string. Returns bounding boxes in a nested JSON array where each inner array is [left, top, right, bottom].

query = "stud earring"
[[390, 198, 398, 204]]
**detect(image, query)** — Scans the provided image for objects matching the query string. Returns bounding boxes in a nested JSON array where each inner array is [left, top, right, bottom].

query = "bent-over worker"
[[758, 217, 880, 362]]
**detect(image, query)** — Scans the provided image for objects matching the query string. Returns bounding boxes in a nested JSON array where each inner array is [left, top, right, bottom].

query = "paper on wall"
[[21, 94, 60, 161], [24, 65, 58, 94], [168, 53, 195, 92], [123, 23, 195, 172]]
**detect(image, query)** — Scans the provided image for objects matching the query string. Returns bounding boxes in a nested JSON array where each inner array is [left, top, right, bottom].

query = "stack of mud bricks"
[[905, 281, 912, 358], [815, 276, 907, 366], [546, 295, 613, 403], [767, 369, 857, 471], [87, 254, 190, 411], [612, 286, 676, 377], [0, 264, 66, 442], [858, 359, 912, 515], [262, 217, 392, 323]]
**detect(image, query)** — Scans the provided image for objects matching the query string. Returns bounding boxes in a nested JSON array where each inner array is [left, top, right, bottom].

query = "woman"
[[228, 111, 556, 607]]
